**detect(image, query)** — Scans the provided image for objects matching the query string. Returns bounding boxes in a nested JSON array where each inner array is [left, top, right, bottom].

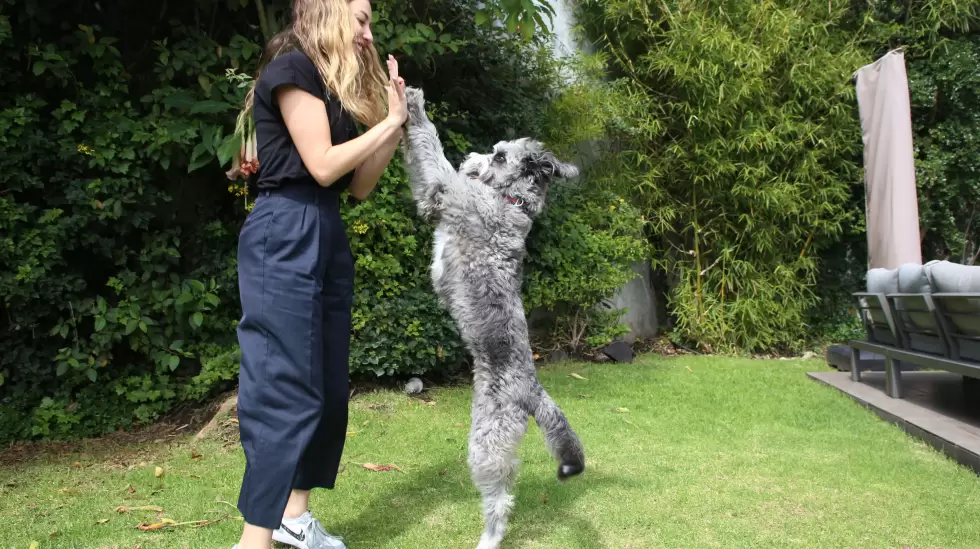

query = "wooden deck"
[[808, 370, 980, 475]]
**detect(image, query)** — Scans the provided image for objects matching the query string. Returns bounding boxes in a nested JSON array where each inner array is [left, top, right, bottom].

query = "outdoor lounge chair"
[[849, 260, 980, 400]]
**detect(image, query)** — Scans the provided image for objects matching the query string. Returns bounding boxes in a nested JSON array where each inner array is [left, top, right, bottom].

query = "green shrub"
[[342, 159, 468, 377], [0, 14, 247, 443], [569, 0, 885, 354], [907, 35, 980, 262], [0, 0, 646, 444], [523, 183, 649, 350]]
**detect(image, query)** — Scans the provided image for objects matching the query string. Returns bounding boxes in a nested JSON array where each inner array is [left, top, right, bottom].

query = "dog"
[[401, 86, 586, 549]]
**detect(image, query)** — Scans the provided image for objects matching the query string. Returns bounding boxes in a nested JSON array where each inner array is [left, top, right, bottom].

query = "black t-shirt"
[[251, 49, 359, 192]]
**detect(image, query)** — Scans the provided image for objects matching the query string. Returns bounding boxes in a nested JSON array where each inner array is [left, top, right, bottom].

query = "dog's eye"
[[493, 151, 506, 163]]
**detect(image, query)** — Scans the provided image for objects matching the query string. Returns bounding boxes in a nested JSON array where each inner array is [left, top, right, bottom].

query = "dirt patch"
[[193, 393, 238, 442], [0, 372, 470, 468], [531, 335, 688, 365], [0, 391, 233, 468]]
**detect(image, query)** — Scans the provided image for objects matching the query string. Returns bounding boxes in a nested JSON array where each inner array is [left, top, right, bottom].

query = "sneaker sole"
[[271, 529, 308, 549], [272, 528, 346, 549]]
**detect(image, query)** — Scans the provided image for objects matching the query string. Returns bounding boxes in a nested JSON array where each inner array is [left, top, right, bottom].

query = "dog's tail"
[[529, 385, 585, 481]]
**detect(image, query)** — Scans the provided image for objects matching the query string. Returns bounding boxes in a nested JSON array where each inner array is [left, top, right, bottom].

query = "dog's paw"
[[405, 86, 425, 122], [557, 458, 585, 481]]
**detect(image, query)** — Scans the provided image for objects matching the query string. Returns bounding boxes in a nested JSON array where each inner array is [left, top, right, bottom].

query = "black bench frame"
[[848, 292, 980, 398]]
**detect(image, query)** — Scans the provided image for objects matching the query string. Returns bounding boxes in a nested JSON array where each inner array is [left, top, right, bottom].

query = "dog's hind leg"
[[468, 395, 528, 549], [527, 383, 586, 480]]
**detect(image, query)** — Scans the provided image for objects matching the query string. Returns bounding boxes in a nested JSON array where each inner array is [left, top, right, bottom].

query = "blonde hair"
[[235, 0, 388, 138]]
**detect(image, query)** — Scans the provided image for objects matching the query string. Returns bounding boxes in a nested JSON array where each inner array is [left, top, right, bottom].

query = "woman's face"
[[349, 0, 373, 53]]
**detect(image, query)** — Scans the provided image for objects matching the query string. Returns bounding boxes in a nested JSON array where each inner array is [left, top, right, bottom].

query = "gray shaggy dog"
[[401, 86, 586, 549]]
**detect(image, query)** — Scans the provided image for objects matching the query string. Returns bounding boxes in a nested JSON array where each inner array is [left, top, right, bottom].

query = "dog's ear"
[[524, 151, 579, 183]]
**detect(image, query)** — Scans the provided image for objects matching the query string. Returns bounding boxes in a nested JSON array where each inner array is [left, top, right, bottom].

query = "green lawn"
[[2, 355, 980, 549]]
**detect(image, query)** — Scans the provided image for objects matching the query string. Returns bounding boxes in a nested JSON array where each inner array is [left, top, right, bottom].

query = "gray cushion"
[[867, 267, 899, 294], [926, 260, 980, 293], [897, 263, 934, 294]]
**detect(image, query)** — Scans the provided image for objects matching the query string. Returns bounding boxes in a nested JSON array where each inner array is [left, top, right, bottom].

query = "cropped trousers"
[[235, 182, 354, 530]]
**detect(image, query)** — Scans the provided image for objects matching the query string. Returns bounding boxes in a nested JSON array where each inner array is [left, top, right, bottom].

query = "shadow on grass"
[[337, 458, 625, 548], [335, 460, 463, 544], [507, 469, 629, 549]]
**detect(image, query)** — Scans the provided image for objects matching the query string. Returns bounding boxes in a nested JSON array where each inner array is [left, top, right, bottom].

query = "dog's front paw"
[[405, 86, 426, 123]]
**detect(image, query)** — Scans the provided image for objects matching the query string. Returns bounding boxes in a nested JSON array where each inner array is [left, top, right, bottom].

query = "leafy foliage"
[[0, 2, 249, 441], [0, 0, 643, 443], [569, 0, 876, 353], [523, 183, 649, 350], [805, 1, 980, 344], [907, 35, 980, 263], [567, 0, 980, 352]]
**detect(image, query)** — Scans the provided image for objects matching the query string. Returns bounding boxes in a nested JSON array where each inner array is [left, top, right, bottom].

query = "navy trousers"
[[235, 183, 354, 530]]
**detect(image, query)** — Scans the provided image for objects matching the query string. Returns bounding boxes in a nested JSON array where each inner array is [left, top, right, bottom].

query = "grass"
[[2, 355, 980, 549]]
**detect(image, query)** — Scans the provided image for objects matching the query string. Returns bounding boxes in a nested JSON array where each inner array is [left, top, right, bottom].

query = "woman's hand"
[[386, 54, 408, 128], [277, 54, 405, 191]]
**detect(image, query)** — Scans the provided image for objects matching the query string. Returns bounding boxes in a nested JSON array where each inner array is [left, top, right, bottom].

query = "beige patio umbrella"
[[854, 48, 923, 270]]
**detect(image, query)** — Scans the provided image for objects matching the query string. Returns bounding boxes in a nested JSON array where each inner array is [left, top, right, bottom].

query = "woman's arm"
[[347, 126, 403, 200], [277, 86, 402, 189]]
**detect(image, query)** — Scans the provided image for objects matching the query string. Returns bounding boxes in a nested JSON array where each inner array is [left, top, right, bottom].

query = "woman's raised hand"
[[386, 54, 407, 127]]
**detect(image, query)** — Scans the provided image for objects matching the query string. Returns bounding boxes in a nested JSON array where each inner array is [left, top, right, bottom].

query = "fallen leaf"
[[116, 505, 164, 514], [96, 518, 110, 525], [568, 373, 587, 380], [28, 503, 36, 510], [362, 420, 370, 426], [127, 485, 136, 493], [362, 463, 403, 473], [454, 422, 465, 427], [190, 450, 202, 460], [29, 543, 38, 549], [533, 353, 541, 360], [154, 466, 164, 478], [49, 530, 59, 538], [71, 461, 82, 468], [135, 515, 233, 532], [346, 431, 357, 436], [190, 475, 202, 480], [425, 401, 436, 406], [613, 407, 630, 413]]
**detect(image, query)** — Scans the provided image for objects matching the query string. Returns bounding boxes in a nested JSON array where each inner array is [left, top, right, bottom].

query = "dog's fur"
[[401, 86, 586, 549]]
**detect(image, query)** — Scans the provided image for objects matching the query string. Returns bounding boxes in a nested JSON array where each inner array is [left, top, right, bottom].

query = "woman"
[[231, 0, 407, 548]]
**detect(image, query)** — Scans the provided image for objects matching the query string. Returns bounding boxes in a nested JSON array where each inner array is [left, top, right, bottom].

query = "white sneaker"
[[272, 511, 347, 549]]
